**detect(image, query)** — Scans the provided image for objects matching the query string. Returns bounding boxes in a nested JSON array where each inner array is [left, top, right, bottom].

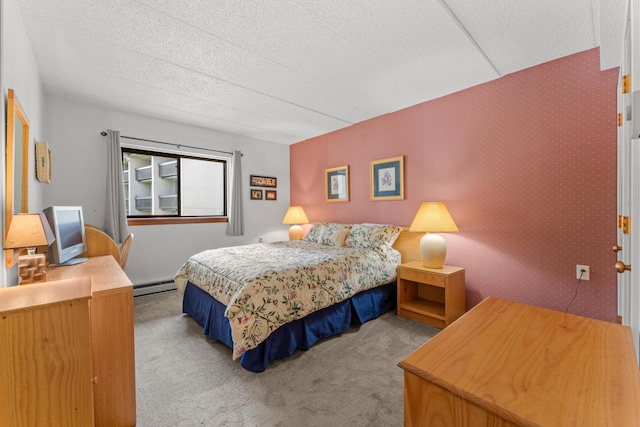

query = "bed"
[[175, 222, 420, 372]]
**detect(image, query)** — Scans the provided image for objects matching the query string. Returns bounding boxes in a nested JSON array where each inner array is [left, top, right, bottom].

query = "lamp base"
[[420, 233, 447, 269], [18, 249, 47, 285], [288, 225, 304, 241]]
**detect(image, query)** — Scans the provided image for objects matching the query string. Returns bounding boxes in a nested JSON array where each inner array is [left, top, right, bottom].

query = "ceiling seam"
[[287, 0, 435, 93], [25, 1, 354, 128], [126, 0, 353, 126], [46, 80, 300, 138], [437, 0, 502, 77], [132, 0, 323, 84], [591, 0, 600, 46], [61, 57, 314, 138], [28, 32, 325, 138]]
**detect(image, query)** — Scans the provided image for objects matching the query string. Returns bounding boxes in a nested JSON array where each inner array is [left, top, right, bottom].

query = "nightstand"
[[397, 261, 465, 328]]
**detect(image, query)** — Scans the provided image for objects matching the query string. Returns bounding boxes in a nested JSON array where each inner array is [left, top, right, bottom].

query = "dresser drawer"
[[399, 268, 446, 286]]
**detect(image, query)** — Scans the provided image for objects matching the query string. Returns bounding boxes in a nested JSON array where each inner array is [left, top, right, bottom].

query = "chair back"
[[82, 226, 121, 265], [119, 233, 134, 270]]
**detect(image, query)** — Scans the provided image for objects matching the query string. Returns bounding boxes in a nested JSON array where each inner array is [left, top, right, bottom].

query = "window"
[[122, 148, 227, 219]]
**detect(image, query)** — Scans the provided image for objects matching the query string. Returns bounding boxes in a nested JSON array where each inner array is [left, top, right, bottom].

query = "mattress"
[[175, 238, 400, 360]]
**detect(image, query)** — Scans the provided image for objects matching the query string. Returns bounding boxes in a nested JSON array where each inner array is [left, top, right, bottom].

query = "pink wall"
[[290, 48, 619, 322]]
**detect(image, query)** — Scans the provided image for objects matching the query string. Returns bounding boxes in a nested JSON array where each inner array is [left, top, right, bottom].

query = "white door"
[[618, 0, 640, 365]]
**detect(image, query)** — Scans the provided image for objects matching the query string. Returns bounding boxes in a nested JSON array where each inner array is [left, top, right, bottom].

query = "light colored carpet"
[[134, 290, 439, 427]]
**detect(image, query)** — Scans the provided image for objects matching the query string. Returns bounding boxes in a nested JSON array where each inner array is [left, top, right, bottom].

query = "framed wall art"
[[250, 189, 263, 200], [325, 165, 349, 202], [370, 156, 404, 201], [250, 175, 277, 188], [265, 190, 277, 200], [35, 142, 52, 184]]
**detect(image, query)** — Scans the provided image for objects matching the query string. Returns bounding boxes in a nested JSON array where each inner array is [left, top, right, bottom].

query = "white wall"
[[1, 0, 47, 286], [1, 0, 4, 284], [2, 0, 292, 287], [44, 95, 291, 286]]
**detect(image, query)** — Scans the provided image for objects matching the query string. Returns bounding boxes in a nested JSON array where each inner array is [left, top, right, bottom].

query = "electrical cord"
[[564, 269, 585, 313]]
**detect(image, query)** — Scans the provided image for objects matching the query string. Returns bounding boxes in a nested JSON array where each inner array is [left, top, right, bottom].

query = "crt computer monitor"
[[43, 206, 88, 266]]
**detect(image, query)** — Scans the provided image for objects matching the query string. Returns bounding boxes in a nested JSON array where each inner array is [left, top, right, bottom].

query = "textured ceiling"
[[13, 0, 623, 145]]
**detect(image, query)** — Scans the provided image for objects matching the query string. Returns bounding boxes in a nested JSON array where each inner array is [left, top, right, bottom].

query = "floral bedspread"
[[174, 240, 400, 359]]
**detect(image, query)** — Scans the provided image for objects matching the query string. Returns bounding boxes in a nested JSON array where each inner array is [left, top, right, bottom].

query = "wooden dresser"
[[398, 297, 640, 427], [48, 255, 136, 427], [0, 277, 94, 426]]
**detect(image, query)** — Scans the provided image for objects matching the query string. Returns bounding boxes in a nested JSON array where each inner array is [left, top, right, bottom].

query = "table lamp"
[[4, 213, 56, 284], [409, 202, 458, 269], [282, 206, 309, 241]]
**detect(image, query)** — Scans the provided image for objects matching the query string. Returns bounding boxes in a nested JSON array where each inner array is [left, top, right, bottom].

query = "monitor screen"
[[56, 209, 84, 250], [44, 206, 88, 266]]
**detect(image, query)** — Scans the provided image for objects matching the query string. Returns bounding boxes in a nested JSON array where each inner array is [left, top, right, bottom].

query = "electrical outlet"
[[576, 265, 590, 280], [259, 236, 263, 243]]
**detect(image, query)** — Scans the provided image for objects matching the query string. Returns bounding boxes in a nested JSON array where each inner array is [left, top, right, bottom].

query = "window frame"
[[122, 147, 229, 225]]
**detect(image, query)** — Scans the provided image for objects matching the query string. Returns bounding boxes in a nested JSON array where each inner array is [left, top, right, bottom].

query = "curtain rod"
[[100, 131, 241, 156]]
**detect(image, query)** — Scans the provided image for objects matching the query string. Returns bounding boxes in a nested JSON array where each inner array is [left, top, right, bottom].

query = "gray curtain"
[[104, 129, 129, 244], [226, 150, 244, 236]]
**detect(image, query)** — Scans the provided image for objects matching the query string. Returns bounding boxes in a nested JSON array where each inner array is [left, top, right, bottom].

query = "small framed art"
[[35, 142, 52, 184], [325, 165, 349, 202], [265, 190, 277, 200], [250, 175, 277, 188], [371, 156, 404, 201], [250, 189, 263, 200]]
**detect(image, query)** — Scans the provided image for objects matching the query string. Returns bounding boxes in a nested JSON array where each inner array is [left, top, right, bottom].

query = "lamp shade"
[[282, 206, 309, 225], [4, 213, 55, 249], [409, 202, 459, 233]]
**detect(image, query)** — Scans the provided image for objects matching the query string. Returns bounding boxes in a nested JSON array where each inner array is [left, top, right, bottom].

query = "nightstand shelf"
[[401, 299, 445, 320], [397, 261, 465, 328]]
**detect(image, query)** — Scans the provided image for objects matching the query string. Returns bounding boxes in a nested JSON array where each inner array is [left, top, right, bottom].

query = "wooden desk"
[[48, 256, 136, 427], [398, 297, 640, 427]]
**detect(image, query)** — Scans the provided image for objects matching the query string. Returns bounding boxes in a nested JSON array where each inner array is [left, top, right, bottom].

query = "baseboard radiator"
[[133, 280, 177, 297]]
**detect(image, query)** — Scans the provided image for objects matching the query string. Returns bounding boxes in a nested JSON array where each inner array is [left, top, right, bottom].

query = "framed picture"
[[250, 175, 277, 188], [325, 165, 349, 202], [371, 156, 404, 201], [35, 142, 52, 184], [265, 190, 277, 200], [250, 189, 263, 200]]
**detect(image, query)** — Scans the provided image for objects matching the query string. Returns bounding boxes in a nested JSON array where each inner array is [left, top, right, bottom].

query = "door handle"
[[615, 261, 631, 273], [613, 244, 622, 252]]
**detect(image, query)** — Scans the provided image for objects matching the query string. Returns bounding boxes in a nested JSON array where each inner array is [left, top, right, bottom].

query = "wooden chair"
[[119, 233, 134, 270], [82, 226, 121, 265]]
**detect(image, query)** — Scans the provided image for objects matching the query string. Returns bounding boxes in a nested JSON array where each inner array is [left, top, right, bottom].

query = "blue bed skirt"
[[182, 281, 397, 372]]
